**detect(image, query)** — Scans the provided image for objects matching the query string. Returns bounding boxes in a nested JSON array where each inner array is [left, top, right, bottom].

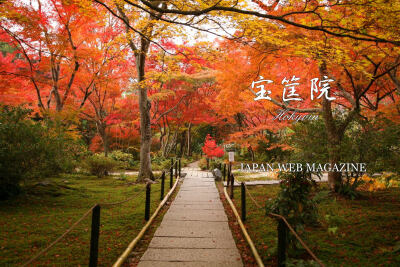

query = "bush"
[[151, 156, 174, 171], [109, 150, 134, 169], [198, 157, 223, 171], [265, 171, 318, 249], [199, 157, 208, 170], [110, 150, 133, 162], [209, 158, 224, 170], [0, 105, 81, 199], [158, 159, 173, 171], [84, 154, 119, 177]]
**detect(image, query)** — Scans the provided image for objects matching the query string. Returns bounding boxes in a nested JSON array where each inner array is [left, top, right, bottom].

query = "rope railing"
[[21, 158, 181, 267], [22, 204, 97, 267], [113, 162, 182, 267], [244, 183, 263, 209], [240, 182, 325, 267], [21, 186, 148, 266], [100, 189, 145, 207], [268, 213, 325, 267]]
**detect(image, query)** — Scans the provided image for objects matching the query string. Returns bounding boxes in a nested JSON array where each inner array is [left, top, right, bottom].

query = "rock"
[[35, 180, 52, 186], [212, 168, 222, 181], [144, 178, 158, 184]]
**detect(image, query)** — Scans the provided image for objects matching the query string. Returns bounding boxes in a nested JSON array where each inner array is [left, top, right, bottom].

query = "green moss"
[[0, 173, 173, 266], [231, 184, 400, 266]]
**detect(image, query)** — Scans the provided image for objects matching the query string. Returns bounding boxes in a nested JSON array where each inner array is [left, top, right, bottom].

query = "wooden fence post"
[[170, 166, 173, 189], [175, 160, 178, 179], [145, 183, 151, 221], [89, 204, 100, 267], [241, 182, 246, 221], [230, 174, 234, 199], [160, 171, 165, 200], [277, 219, 287, 267], [223, 164, 226, 182], [178, 159, 181, 177]]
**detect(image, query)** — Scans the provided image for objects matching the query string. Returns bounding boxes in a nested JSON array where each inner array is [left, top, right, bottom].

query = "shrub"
[[355, 173, 399, 192], [199, 157, 208, 170], [209, 158, 224, 170], [109, 150, 134, 169], [110, 150, 133, 162], [151, 156, 175, 171], [84, 154, 119, 177], [0, 105, 81, 199], [265, 171, 318, 249], [158, 159, 174, 171]]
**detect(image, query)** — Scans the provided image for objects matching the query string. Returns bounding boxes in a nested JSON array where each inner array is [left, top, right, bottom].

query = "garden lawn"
[[230, 184, 400, 266], [0, 173, 174, 266]]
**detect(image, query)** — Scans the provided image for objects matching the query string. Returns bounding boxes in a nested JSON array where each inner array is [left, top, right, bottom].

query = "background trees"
[[0, 0, 399, 195]]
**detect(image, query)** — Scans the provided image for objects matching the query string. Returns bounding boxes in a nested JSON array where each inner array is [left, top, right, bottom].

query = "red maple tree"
[[202, 134, 224, 159]]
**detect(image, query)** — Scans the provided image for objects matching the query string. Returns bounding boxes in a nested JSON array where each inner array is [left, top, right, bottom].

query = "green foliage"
[[191, 124, 217, 154], [0, 105, 81, 199], [324, 213, 347, 236], [209, 158, 223, 170], [336, 181, 362, 199], [265, 171, 318, 249], [342, 117, 400, 174], [234, 183, 400, 266], [151, 156, 175, 171], [198, 157, 223, 171], [285, 259, 321, 267], [199, 157, 208, 170], [288, 119, 328, 164], [109, 150, 134, 169], [256, 129, 292, 162], [180, 157, 192, 167], [84, 154, 119, 177], [289, 116, 400, 194]]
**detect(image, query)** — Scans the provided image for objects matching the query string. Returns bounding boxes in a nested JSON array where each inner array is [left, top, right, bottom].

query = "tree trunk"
[[327, 137, 342, 192], [137, 43, 154, 182], [116, 6, 158, 182], [248, 146, 255, 161], [180, 130, 186, 157], [322, 96, 343, 192], [97, 122, 109, 157]]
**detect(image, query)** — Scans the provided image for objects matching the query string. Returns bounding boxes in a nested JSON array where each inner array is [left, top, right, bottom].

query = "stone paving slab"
[[155, 220, 229, 231], [181, 183, 215, 187], [140, 248, 242, 262], [138, 261, 243, 267], [183, 181, 216, 184], [137, 165, 243, 266], [170, 203, 223, 210], [168, 204, 223, 212], [179, 188, 219, 193], [176, 192, 220, 200], [148, 237, 237, 248], [162, 210, 228, 222], [173, 199, 222, 204], [154, 225, 233, 238]]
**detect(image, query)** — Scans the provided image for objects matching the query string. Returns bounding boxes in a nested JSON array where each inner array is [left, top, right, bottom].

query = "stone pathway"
[[137, 165, 243, 267]]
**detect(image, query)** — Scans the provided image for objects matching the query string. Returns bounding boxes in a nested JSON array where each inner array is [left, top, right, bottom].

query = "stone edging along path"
[[137, 166, 243, 267]]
